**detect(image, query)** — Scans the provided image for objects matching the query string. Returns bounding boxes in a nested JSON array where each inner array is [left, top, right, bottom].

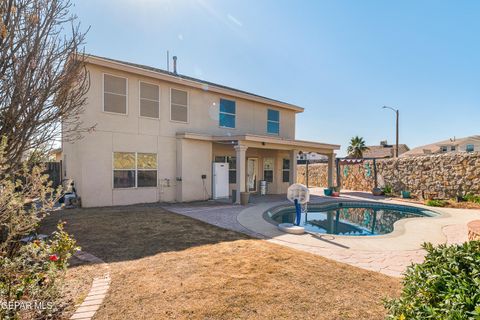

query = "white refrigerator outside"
[[212, 162, 229, 199]]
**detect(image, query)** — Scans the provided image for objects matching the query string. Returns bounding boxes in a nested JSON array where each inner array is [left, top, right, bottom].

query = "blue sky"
[[71, 0, 480, 156]]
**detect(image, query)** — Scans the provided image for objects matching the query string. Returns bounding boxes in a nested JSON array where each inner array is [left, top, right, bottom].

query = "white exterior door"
[[247, 158, 258, 192], [212, 162, 229, 199]]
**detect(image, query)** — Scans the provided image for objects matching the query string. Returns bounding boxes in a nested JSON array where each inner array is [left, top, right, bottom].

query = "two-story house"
[[401, 135, 480, 157], [62, 55, 340, 207]]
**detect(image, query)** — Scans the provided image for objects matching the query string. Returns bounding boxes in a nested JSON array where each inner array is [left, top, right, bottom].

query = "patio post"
[[327, 153, 335, 188], [234, 144, 248, 204], [290, 149, 299, 185]]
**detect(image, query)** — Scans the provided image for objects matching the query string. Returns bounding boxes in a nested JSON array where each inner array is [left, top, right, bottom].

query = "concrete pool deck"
[[166, 189, 480, 277]]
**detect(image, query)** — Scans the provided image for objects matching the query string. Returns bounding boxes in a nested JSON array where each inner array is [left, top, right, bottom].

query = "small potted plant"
[[332, 186, 341, 197], [324, 187, 333, 196], [372, 187, 383, 196], [401, 190, 411, 199]]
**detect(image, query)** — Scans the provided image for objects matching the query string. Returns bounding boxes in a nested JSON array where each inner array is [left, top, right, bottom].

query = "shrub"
[[0, 222, 79, 319], [426, 199, 448, 207], [464, 193, 480, 204], [385, 241, 480, 319], [383, 185, 393, 196]]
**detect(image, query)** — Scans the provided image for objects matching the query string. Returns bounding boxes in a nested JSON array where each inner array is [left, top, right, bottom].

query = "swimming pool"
[[266, 201, 437, 236]]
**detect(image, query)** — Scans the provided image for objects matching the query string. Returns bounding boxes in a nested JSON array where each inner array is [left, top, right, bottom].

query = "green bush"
[[0, 222, 79, 319], [385, 241, 480, 320], [383, 185, 393, 196], [426, 199, 448, 207], [464, 193, 480, 204]]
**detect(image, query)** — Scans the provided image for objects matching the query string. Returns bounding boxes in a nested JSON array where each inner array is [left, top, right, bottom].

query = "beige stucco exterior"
[[62, 56, 339, 207]]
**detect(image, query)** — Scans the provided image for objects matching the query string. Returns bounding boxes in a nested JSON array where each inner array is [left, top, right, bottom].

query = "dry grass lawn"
[[41, 205, 401, 320]]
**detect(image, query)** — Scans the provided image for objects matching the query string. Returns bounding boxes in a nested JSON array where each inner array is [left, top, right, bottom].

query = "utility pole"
[[382, 106, 400, 157]]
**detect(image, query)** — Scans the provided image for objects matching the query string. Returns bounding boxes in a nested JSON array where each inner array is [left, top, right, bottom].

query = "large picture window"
[[219, 99, 236, 128], [140, 82, 160, 118], [282, 159, 290, 183], [263, 158, 274, 183], [104, 74, 127, 114], [170, 88, 188, 122], [267, 109, 280, 135], [113, 152, 157, 188]]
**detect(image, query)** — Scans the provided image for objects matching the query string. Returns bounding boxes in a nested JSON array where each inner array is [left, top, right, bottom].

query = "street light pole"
[[382, 106, 399, 158]]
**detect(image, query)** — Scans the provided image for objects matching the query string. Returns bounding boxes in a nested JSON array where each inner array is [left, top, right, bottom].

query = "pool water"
[[268, 202, 436, 236]]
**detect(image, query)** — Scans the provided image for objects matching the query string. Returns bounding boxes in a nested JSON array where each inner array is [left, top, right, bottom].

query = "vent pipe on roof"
[[173, 56, 178, 74]]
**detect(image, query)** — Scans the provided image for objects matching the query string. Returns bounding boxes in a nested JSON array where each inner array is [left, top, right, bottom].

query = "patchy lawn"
[[41, 205, 401, 320]]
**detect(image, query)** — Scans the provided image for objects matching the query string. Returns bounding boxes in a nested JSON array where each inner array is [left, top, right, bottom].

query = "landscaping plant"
[[385, 241, 480, 319], [464, 193, 480, 204], [383, 185, 393, 197], [426, 199, 448, 207], [0, 137, 80, 319]]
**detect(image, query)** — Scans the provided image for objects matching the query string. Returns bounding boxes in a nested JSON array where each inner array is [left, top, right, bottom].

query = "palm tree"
[[347, 136, 369, 158]]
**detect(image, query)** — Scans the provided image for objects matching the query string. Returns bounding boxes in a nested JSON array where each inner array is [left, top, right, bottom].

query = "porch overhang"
[[176, 132, 340, 155]]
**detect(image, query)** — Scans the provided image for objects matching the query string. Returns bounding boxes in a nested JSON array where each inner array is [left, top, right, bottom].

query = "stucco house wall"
[[62, 59, 305, 207]]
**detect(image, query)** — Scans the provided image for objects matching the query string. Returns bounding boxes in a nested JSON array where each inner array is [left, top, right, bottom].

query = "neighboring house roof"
[[363, 144, 409, 158], [84, 54, 304, 113], [401, 135, 480, 157]]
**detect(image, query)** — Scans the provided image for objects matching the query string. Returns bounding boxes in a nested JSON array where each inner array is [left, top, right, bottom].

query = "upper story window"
[[219, 99, 236, 128], [170, 88, 188, 123], [140, 82, 160, 118], [440, 146, 448, 153], [267, 109, 280, 135], [451, 145, 456, 152], [104, 74, 127, 114], [466, 144, 474, 152]]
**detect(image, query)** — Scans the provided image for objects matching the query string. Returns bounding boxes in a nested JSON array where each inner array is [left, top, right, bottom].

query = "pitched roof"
[[363, 144, 409, 158], [84, 54, 304, 112], [401, 135, 480, 157]]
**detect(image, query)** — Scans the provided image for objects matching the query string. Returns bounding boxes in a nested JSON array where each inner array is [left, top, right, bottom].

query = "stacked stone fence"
[[297, 152, 480, 199]]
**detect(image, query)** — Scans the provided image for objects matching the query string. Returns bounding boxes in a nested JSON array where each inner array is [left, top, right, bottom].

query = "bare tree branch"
[[0, 0, 91, 172]]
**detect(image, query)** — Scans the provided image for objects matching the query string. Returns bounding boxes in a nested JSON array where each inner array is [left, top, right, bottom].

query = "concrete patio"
[[164, 188, 480, 277]]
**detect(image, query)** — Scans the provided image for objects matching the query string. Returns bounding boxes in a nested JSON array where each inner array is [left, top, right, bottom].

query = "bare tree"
[[0, 0, 90, 172]]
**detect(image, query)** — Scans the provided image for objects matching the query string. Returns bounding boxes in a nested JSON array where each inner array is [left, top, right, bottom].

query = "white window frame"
[[102, 73, 128, 116], [267, 108, 280, 135], [282, 158, 290, 183], [263, 157, 274, 183], [219, 98, 236, 129], [137, 152, 158, 188], [139, 81, 160, 120], [112, 152, 158, 189], [169, 87, 189, 123], [112, 152, 136, 189]]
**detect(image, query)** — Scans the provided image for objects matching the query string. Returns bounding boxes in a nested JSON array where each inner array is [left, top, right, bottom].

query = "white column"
[[290, 149, 299, 185], [234, 144, 248, 204], [327, 153, 336, 188]]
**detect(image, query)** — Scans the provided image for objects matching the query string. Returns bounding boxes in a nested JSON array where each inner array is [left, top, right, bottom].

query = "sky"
[[71, 0, 480, 156]]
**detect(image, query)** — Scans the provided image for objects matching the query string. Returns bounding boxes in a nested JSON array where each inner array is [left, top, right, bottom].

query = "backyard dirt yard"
[[41, 205, 401, 320]]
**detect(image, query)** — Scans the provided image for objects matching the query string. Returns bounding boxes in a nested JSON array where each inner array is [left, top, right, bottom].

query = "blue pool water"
[[267, 202, 436, 236]]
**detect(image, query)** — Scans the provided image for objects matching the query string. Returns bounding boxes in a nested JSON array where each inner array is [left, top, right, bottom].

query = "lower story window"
[[113, 152, 157, 188], [282, 159, 290, 183], [215, 156, 236, 183], [263, 158, 274, 183]]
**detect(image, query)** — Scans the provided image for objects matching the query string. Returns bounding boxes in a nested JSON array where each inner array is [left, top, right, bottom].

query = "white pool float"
[[278, 223, 305, 234]]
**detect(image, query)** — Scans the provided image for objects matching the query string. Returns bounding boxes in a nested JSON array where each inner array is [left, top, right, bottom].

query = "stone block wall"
[[296, 152, 480, 199]]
